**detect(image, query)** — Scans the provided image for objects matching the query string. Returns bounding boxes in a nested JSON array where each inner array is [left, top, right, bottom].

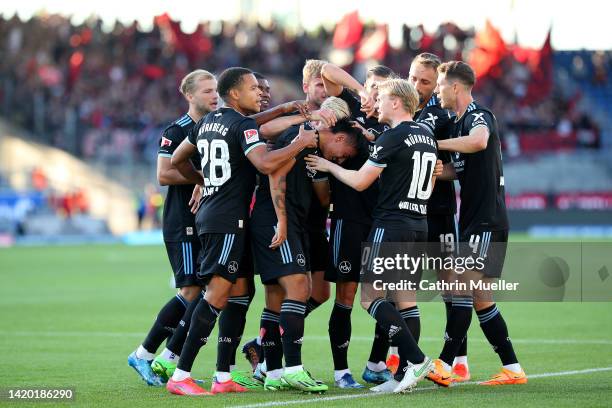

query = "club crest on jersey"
[[244, 129, 260, 144], [370, 145, 383, 159], [160, 137, 172, 147]]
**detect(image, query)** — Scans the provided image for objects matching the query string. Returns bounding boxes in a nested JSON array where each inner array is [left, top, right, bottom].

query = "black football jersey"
[[329, 89, 385, 225], [366, 121, 439, 230], [251, 123, 325, 230], [187, 107, 265, 234], [415, 94, 456, 216], [158, 114, 199, 242], [451, 102, 509, 233]]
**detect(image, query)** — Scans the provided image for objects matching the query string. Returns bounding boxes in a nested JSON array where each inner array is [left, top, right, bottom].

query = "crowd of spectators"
[[0, 13, 609, 164]]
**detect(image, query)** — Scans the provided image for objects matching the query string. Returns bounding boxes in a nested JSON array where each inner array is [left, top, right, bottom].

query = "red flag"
[[469, 20, 508, 79], [355, 25, 388, 62], [155, 13, 212, 64], [522, 28, 553, 104], [333, 11, 363, 49]]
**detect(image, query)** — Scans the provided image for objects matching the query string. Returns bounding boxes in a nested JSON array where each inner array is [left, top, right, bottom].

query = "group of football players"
[[127, 52, 527, 396]]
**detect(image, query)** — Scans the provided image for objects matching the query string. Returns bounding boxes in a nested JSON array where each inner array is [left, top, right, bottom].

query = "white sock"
[[215, 371, 232, 382], [366, 361, 387, 372], [267, 368, 283, 380], [172, 368, 191, 381], [160, 348, 179, 363], [229, 364, 237, 372], [256, 336, 262, 346], [389, 346, 398, 355], [334, 369, 351, 381], [261, 360, 267, 373], [453, 356, 468, 368], [284, 365, 303, 374], [503, 363, 522, 373], [441, 361, 452, 372], [135, 345, 155, 360]]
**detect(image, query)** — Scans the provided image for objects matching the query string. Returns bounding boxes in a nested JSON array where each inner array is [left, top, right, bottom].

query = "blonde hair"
[[411, 53, 442, 71], [377, 79, 419, 116], [179, 69, 215, 96], [320, 96, 351, 120], [302, 59, 326, 84]]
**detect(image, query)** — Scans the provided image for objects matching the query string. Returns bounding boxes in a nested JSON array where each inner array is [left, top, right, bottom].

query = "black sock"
[[260, 308, 283, 371], [166, 292, 203, 356], [367, 323, 389, 365], [439, 296, 473, 367], [304, 297, 322, 318], [328, 302, 352, 370], [142, 294, 188, 353], [367, 298, 424, 381], [216, 296, 250, 372], [177, 298, 221, 372], [444, 298, 467, 358], [399, 306, 421, 343], [279, 300, 306, 367], [477, 304, 518, 366]]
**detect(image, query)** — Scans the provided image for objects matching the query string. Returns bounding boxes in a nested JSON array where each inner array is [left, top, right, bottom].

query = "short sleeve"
[[186, 123, 199, 146], [236, 118, 266, 156], [417, 105, 452, 136], [366, 130, 397, 168], [467, 110, 492, 134], [158, 125, 185, 157]]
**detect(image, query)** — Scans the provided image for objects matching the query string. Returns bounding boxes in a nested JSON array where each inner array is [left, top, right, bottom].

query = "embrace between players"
[[127, 54, 526, 396]]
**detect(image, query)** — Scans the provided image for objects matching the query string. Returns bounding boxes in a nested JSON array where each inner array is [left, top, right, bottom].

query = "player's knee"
[[474, 300, 495, 311], [311, 281, 330, 304], [179, 285, 201, 302]]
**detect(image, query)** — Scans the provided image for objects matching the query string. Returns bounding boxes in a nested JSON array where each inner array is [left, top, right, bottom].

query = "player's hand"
[[281, 99, 307, 116], [294, 124, 318, 149], [359, 90, 375, 116], [310, 108, 337, 128], [433, 160, 443, 177], [189, 185, 203, 214], [305, 154, 332, 172], [350, 120, 376, 142], [270, 221, 287, 249]]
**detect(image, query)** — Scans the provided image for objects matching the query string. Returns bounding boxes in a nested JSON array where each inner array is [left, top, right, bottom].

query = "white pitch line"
[[2, 331, 612, 345], [230, 366, 612, 408]]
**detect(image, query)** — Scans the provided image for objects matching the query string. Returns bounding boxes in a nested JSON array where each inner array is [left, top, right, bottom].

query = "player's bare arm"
[[438, 125, 489, 153], [269, 159, 295, 249], [305, 154, 382, 192], [250, 100, 307, 126], [247, 125, 318, 174], [312, 178, 330, 208], [170, 139, 204, 185], [259, 108, 335, 140], [157, 155, 200, 186]]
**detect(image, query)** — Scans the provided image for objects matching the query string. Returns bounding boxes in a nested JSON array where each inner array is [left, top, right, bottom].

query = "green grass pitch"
[[1, 241, 611, 407]]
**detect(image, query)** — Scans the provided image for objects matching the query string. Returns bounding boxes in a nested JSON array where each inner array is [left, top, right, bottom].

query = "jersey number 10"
[[407, 151, 436, 200], [197, 139, 231, 187]]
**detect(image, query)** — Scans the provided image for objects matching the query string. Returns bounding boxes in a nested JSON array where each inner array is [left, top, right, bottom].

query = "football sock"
[[214, 371, 232, 382], [328, 302, 352, 370], [439, 296, 473, 367], [260, 309, 283, 371], [367, 323, 390, 365], [166, 291, 203, 356], [284, 365, 303, 374], [279, 300, 306, 367], [304, 297, 322, 317], [334, 368, 351, 381], [142, 293, 188, 354], [171, 368, 190, 381], [176, 298, 220, 372], [160, 347, 179, 363], [135, 345, 154, 360], [367, 298, 424, 382], [366, 361, 387, 372], [445, 298, 468, 359], [477, 304, 519, 366], [399, 306, 421, 343], [216, 296, 249, 372]]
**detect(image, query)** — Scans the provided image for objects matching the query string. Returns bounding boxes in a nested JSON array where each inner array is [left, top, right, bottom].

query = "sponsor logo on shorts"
[[339, 260, 352, 273], [228, 261, 239, 274], [296, 254, 306, 267]]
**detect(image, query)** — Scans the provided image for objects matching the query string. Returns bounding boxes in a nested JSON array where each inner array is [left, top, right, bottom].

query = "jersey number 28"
[[197, 139, 231, 187]]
